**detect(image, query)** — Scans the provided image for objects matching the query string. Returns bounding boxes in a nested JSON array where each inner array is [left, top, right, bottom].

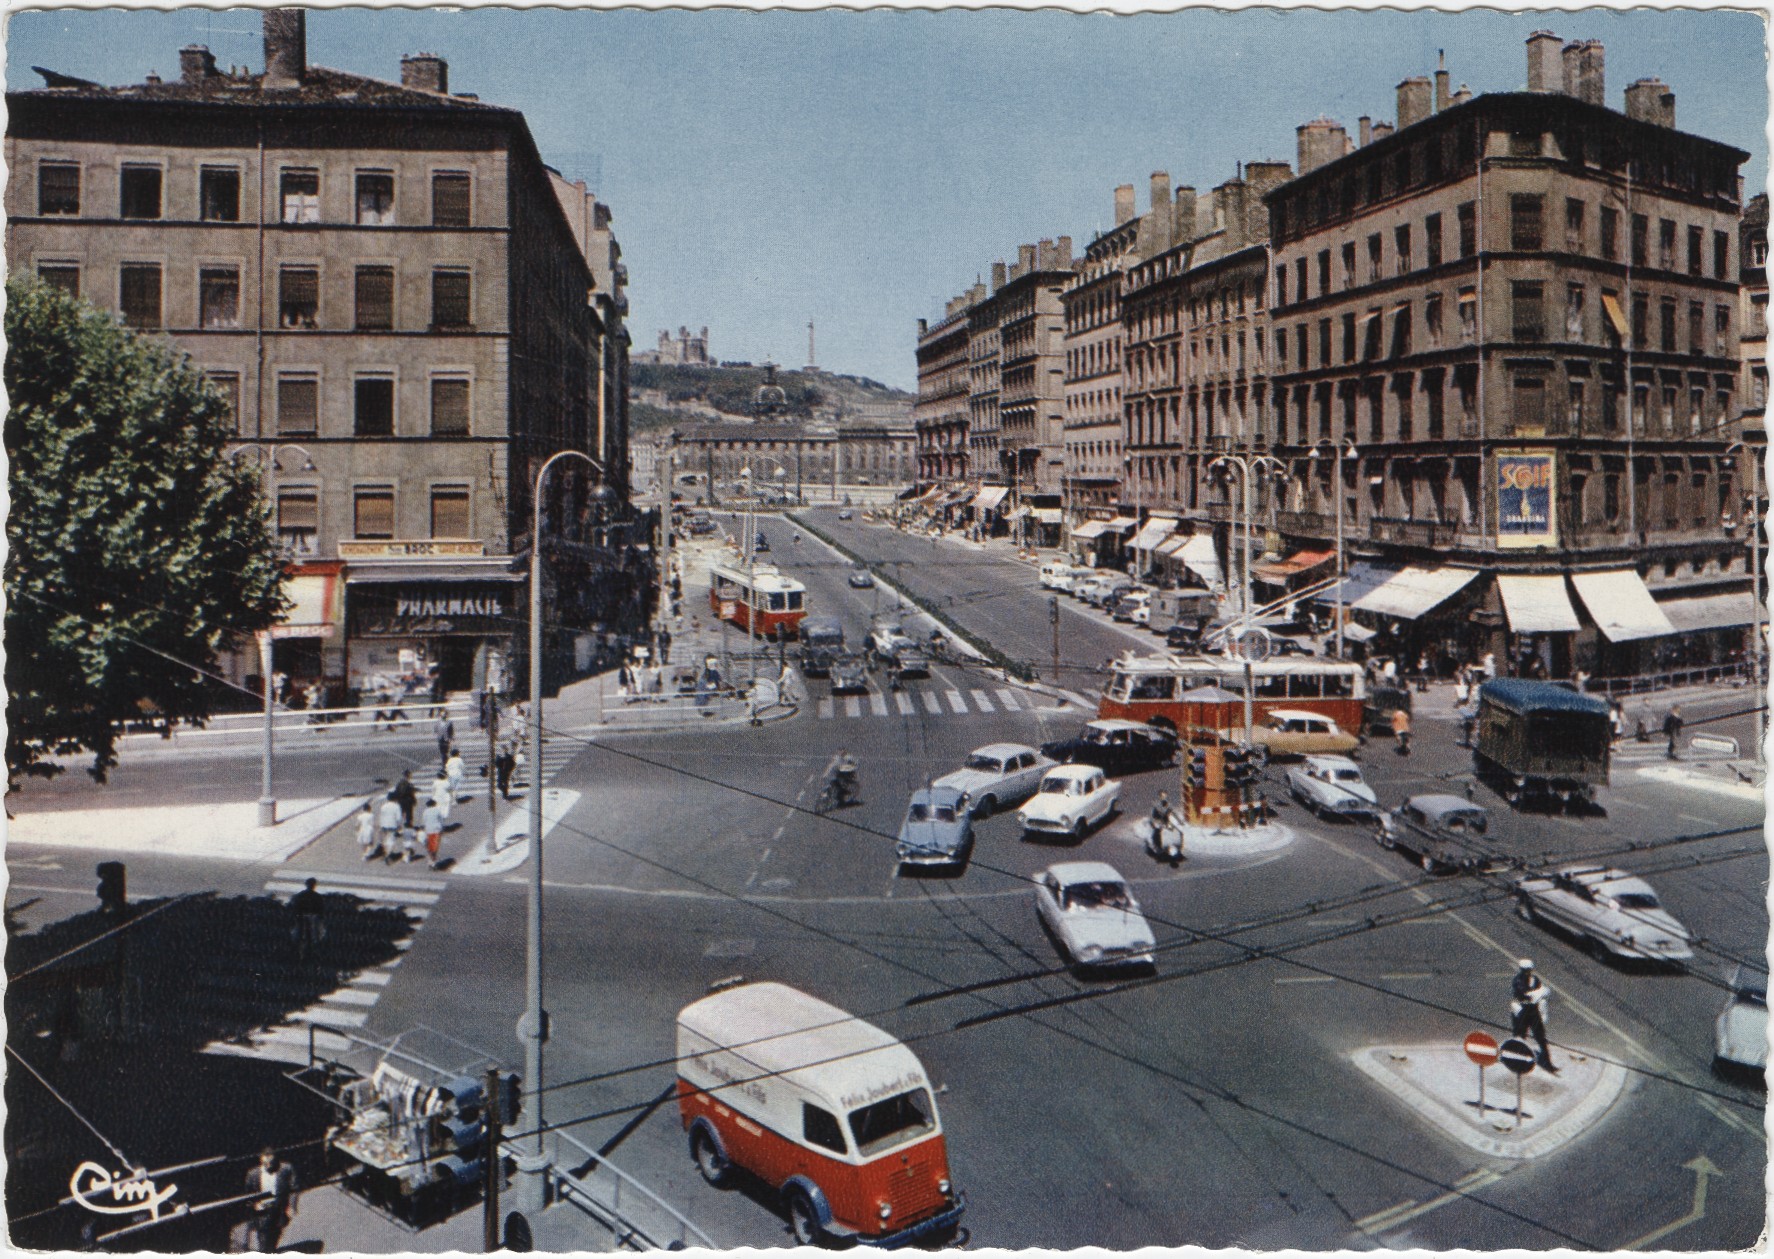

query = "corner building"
[[1264, 36, 1751, 678]]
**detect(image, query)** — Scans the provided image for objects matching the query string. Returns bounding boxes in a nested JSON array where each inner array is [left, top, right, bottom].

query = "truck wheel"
[[785, 1188, 826, 1247], [691, 1127, 732, 1188]]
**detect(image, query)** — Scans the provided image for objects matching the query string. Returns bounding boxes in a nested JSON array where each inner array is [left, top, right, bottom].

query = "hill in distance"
[[630, 361, 912, 432]]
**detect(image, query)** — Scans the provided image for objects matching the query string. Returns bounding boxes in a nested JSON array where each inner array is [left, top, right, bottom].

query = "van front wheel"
[[691, 1127, 731, 1188], [785, 1188, 827, 1247]]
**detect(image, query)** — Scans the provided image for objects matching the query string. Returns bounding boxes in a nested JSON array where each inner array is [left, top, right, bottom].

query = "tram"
[[709, 562, 808, 639], [1098, 654, 1366, 733]]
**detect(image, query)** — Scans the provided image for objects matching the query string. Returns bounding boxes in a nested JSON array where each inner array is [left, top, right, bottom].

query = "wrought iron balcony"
[[1366, 516, 1459, 547]]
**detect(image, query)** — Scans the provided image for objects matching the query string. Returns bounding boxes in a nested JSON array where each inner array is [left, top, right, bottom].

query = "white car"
[[1285, 755, 1378, 821], [1715, 965, 1768, 1072], [1018, 764, 1121, 841], [868, 620, 917, 659], [1515, 865, 1694, 962], [1034, 861, 1156, 971], [1130, 600, 1151, 626], [1039, 562, 1085, 591], [933, 743, 1056, 816]]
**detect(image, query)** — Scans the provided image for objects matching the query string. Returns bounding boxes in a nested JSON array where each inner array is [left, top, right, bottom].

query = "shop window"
[[199, 267, 240, 329], [279, 266, 319, 329], [431, 377, 471, 435], [38, 161, 80, 215], [431, 269, 472, 329], [354, 376, 395, 437], [200, 166, 240, 222], [119, 263, 161, 329], [278, 490, 319, 556], [281, 168, 320, 223], [432, 172, 471, 228], [430, 487, 471, 538], [355, 266, 394, 331], [119, 164, 161, 220], [38, 262, 79, 296], [354, 488, 395, 540], [355, 171, 395, 226], [277, 374, 319, 436]]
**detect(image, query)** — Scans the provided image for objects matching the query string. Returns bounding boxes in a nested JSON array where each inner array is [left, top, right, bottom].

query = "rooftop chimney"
[[1371, 121, 1395, 142], [262, 8, 306, 90], [1141, 171, 1172, 251], [1016, 244, 1036, 277], [1453, 84, 1472, 106], [1526, 30, 1562, 92], [1397, 76, 1432, 129], [1435, 51, 1451, 112], [1172, 186, 1198, 243], [1624, 77, 1675, 128], [179, 44, 217, 85], [991, 260, 1007, 290], [1562, 40, 1583, 97], [401, 52, 448, 94], [1359, 115, 1372, 147], [1055, 236, 1073, 266], [1577, 40, 1605, 107], [1114, 183, 1136, 227], [1295, 116, 1348, 175]]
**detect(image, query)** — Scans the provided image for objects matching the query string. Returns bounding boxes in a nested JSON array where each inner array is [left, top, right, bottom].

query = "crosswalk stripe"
[[996, 688, 1022, 711], [970, 689, 997, 713], [895, 691, 915, 715], [290, 1006, 369, 1028], [946, 691, 969, 714], [870, 692, 889, 716], [845, 696, 862, 718], [351, 971, 393, 987], [267, 880, 440, 906], [280, 870, 447, 893], [320, 988, 380, 1007], [818, 698, 834, 719], [922, 692, 943, 715]]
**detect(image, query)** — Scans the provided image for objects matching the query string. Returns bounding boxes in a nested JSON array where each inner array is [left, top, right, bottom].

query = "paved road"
[[7, 512, 1766, 1250]]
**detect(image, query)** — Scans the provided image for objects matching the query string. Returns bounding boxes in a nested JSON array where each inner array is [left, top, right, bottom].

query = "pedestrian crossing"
[[815, 686, 1040, 721], [202, 869, 447, 1065]]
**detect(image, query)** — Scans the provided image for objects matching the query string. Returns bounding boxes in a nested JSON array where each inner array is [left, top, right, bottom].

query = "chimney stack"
[[1114, 183, 1136, 227], [1452, 84, 1472, 107], [1371, 121, 1395, 142], [1016, 244, 1036, 277], [1577, 40, 1606, 107], [1435, 51, 1451, 112], [1624, 77, 1675, 128], [1526, 30, 1563, 92], [1397, 76, 1432, 129], [179, 44, 217, 84], [1141, 171, 1172, 250], [1055, 236, 1073, 266], [400, 52, 449, 94], [991, 261, 1006, 290], [1359, 115, 1372, 147], [1172, 186, 1198, 243], [262, 8, 306, 89], [919, 318, 929, 335], [1295, 117, 1349, 175], [1562, 40, 1583, 96]]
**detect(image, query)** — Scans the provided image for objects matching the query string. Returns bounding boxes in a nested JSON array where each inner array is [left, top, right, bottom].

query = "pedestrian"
[[434, 712, 455, 768], [1390, 705, 1412, 755], [355, 802, 381, 862], [1509, 958, 1558, 1073], [393, 770, 418, 829], [1609, 700, 1625, 745], [1663, 705, 1684, 760], [430, 770, 453, 826], [290, 878, 325, 958], [1415, 653, 1431, 693], [445, 747, 466, 802], [246, 1148, 297, 1252], [420, 799, 444, 869], [659, 627, 672, 664], [1453, 672, 1471, 709], [618, 661, 633, 700], [377, 792, 403, 862], [1481, 651, 1497, 680], [494, 741, 517, 800]]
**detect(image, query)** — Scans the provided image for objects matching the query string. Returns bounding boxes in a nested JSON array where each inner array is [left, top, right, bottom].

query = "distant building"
[[915, 295, 974, 489], [638, 324, 711, 366]]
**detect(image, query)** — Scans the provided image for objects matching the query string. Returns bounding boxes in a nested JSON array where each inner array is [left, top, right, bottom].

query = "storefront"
[[268, 562, 344, 704], [342, 548, 522, 698], [1128, 516, 1179, 579]]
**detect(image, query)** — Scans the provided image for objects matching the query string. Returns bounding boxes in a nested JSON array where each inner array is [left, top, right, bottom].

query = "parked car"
[[754, 532, 771, 553], [1071, 575, 1113, 604], [1164, 623, 1202, 652], [1251, 709, 1359, 759], [868, 620, 918, 661], [830, 654, 870, 695], [1285, 755, 1378, 821], [896, 786, 976, 871], [1034, 861, 1156, 971], [798, 616, 846, 678], [893, 647, 931, 679], [933, 743, 1055, 816], [1268, 635, 1315, 656], [1018, 764, 1122, 841], [1515, 865, 1694, 962], [687, 516, 718, 536], [1714, 965, 1768, 1073], [1039, 562, 1082, 590], [1375, 794, 1505, 874], [1087, 578, 1136, 609], [1041, 719, 1177, 776], [837, 508, 855, 520], [1109, 589, 1152, 622], [848, 566, 876, 589]]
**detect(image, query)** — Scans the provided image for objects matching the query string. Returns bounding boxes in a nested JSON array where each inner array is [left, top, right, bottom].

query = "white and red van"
[[676, 982, 965, 1247]]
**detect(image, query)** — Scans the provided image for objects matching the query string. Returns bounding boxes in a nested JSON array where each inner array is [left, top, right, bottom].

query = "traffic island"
[[1349, 1042, 1627, 1160]]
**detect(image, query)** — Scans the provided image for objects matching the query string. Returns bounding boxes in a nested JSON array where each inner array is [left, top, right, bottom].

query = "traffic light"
[[96, 862, 127, 916], [1223, 744, 1259, 788], [498, 1072, 523, 1123], [1185, 748, 1210, 789]]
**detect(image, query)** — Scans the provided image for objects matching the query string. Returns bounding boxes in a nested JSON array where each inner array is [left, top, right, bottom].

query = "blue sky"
[[8, 5, 1767, 390]]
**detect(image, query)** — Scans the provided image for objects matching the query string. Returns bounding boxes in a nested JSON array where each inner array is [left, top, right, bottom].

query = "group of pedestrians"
[[355, 748, 467, 869]]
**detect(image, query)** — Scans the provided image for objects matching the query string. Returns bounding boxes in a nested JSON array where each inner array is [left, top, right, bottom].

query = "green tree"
[[5, 279, 285, 784]]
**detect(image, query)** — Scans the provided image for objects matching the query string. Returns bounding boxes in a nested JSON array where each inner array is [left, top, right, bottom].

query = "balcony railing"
[[1276, 510, 1334, 538], [1367, 516, 1459, 547]]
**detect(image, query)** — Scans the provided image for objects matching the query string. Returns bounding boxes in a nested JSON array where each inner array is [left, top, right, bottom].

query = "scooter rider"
[[1148, 791, 1183, 861], [827, 751, 860, 807]]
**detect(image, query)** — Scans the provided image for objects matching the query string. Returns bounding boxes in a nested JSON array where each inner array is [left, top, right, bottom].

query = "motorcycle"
[[1138, 816, 1186, 866]]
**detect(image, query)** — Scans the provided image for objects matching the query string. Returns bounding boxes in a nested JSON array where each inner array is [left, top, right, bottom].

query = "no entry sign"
[[1498, 1037, 1538, 1075], [1464, 1031, 1500, 1066]]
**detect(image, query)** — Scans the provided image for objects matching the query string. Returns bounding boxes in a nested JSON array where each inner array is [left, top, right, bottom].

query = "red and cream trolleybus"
[[709, 562, 808, 640], [677, 981, 965, 1247], [1099, 654, 1366, 734]]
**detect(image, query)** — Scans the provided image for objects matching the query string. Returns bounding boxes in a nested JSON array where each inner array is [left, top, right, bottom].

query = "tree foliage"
[[5, 279, 285, 783]]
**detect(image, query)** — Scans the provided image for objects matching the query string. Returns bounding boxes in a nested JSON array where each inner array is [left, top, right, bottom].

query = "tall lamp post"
[[1729, 438, 1766, 737], [518, 448, 606, 1215], [1207, 452, 1287, 636], [230, 442, 317, 827], [1308, 444, 1359, 659], [739, 458, 792, 696]]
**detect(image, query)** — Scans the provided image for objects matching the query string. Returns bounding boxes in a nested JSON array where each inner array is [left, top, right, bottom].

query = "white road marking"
[[946, 691, 969, 714], [922, 692, 943, 715], [895, 691, 915, 715], [970, 689, 997, 713], [845, 696, 862, 718], [817, 698, 834, 719], [870, 692, 890, 717], [1354, 1169, 1505, 1236], [996, 688, 1022, 711]]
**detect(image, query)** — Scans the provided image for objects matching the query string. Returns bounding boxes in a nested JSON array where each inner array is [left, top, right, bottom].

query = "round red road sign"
[[1464, 1031, 1500, 1066], [1498, 1037, 1538, 1075]]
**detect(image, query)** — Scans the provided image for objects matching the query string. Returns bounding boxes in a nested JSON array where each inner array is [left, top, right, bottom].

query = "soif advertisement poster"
[[1496, 451, 1557, 547]]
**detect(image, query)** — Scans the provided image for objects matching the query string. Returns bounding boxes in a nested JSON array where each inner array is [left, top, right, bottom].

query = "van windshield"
[[848, 1087, 935, 1157]]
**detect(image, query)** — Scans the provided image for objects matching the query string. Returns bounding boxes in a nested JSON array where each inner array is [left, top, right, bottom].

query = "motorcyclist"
[[887, 659, 904, 692], [827, 751, 859, 807], [1148, 791, 1183, 861]]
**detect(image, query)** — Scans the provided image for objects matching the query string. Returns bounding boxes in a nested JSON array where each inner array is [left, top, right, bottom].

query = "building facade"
[[996, 239, 1075, 527], [1264, 36, 1749, 676], [1061, 188, 1140, 535], [6, 9, 623, 697], [967, 265, 1006, 497], [671, 422, 915, 500], [914, 297, 973, 488]]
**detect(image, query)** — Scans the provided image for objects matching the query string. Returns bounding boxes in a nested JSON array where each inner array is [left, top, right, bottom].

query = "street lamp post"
[[230, 442, 316, 827], [1309, 444, 1358, 659], [1729, 439, 1766, 738], [1208, 452, 1287, 636], [739, 458, 792, 700], [517, 448, 604, 1216]]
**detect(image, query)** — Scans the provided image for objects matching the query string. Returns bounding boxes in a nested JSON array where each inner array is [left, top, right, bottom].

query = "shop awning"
[[1071, 519, 1111, 540], [1156, 535, 1190, 557], [1340, 621, 1378, 643], [1032, 507, 1063, 525], [345, 561, 525, 584], [1657, 592, 1761, 634], [973, 486, 1009, 511], [1252, 549, 1334, 584], [1007, 505, 1033, 521], [1131, 519, 1177, 550], [1176, 534, 1223, 587], [1601, 292, 1630, 340], [1571, 570, 1677, 642], [1498, 574, 1581, 633], [272, 573, 337, 639], [1105, 516, 1139, 533], [1318, 562, 1478, 619]]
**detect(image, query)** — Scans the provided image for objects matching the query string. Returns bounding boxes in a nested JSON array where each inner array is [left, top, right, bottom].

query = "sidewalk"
[[7, 794, 367, 863], [285, 1178, 612, 1253]]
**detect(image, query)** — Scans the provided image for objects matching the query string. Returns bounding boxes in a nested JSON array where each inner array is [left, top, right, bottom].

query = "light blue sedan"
[[896, 786, 975, 871]]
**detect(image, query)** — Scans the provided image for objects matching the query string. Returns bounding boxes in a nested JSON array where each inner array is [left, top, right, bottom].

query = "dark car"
[[798, 616, 846, 678], [1375, 794, 1506, 875], [838, 509, 855, 521], [892, 647, 931, 680], [848, 566, 876, 589], [1041, 719, 1178, 776], [754, 532, 770, 553], [1362, 685, 1413, 736], [1164, 624, 1201, 652], [687, 516, 718, 536], [830, 654, 869, 695]]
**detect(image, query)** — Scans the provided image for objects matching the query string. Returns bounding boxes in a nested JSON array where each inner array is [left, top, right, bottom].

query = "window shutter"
[[431, 378, 471, 434], [278, 492, 319, 531], [432, 173, 471, 228], [354, 490, 395, 540], [278, 376, 319, 435], [38, 162, 80, 215], [120, 264, 161, 329], [430, 489, 471, 538], [432, 270, 471, 328], [355, 266, 394, 330]]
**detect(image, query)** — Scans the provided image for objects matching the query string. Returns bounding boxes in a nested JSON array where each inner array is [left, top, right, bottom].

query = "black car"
[[754, 532, 770, 553], [848, 566, 875, 589], [1164, 624, 1201, 652], [798, 617, 846, 677], [1040, 719, 1178, 776]]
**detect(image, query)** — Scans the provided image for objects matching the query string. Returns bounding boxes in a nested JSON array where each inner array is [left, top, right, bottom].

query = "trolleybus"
[[1098, 654, 1366, 733], [709, 562, 807, 639]]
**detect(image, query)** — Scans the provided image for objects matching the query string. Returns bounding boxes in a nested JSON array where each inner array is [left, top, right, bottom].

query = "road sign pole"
[[1478, 1061, 1486, 1115], [1515, 1071, 1524, 1130]]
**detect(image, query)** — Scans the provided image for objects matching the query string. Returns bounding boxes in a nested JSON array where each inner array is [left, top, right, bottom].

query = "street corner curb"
[[1179, 820, 1298, 856], [1349, 1043, 1627, 1161], [1632, 764, 1766, 802]]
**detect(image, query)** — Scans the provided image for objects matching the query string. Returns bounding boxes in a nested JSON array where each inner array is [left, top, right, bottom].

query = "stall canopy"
[[1105, 516, 1140, 534], [972, 486, 1009, 512], [1176, 534, 1223, 587], [1657, 592, 1759, 634], [1155, 534, 1190, 557], [1032, 507, 1063, 525], [1570, 571, 1677, 642], [1071, 519, 1111, 540], [1252, 549, 1334, 584], [1318, 562, 1479, 619], [274, 574, 338, 638], [1131, 518, 1177, 551], [1497, 574, 1581, 633], [1007, 505, 1033, 521]]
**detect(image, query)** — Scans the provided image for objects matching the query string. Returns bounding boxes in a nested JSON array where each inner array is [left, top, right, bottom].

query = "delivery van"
[[677, 982, 965, 1247]]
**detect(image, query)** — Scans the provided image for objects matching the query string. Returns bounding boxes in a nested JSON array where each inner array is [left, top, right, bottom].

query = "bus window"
[[1322, 674, 1353, 698], [1130, 673, 1176, 701], [1287, 673, 1323, 699], [1254, 673, 1288, 699], [769, 592, 787, 611], [787, 591, 804, 610]]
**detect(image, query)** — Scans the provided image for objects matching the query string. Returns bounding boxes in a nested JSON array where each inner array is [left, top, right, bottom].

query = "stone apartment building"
[[550, 170, 633, 503], [1061, 193, 1141, 537], [914, 296, 973, 488], [996, 238, 1075, 540], [6, 9, 622, 697], [967, 265, 1007, 513], [1263, 37, 1750, 677]]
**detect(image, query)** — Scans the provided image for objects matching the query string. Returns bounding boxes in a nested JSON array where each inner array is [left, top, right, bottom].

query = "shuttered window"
[[431, 269, 471, 328], [278, 375, 318, 435], [354, 489, 395, 540], [430, 378, 471, 435], [432, 172, 471, 228], [200, 267, 241, 329], [355, 266, 394, 330], [38, 263, 79, 295], [120, 264, 162, 329], [1509, 194, 1543, 251], [430, 487, 471, 538], [280, 267, 319, 329], [204, 371, 241, 432], [38, 162, 79, 215]]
